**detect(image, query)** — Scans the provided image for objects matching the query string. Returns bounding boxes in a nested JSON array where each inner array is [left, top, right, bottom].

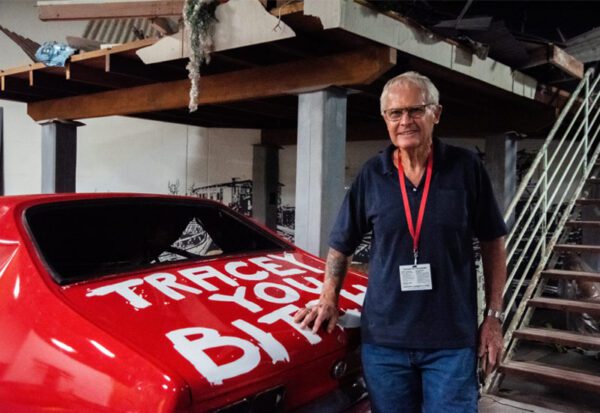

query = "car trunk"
[[56, 251, 366, 411]]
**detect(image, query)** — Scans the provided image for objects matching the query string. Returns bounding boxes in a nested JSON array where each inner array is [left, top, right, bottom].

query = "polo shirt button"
[[412, 188, 417, 192]]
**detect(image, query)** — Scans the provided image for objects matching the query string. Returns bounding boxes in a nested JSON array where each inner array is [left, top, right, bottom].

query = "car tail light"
[[214, 386, 285, 413], [331, 360, 349, 379]]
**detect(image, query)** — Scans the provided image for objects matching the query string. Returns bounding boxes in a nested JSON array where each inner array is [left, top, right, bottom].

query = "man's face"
[[382, 82, 442, 150]]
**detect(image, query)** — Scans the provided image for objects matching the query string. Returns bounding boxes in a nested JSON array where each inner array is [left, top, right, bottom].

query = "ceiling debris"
[[364, 0, 597, 87], [0, 25, 41, 62], [0, 0, 594, 138], [566, 27, 600, 65]]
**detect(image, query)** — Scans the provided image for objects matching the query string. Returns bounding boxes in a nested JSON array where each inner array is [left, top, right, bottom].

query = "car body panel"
[[0, 194, 368, 412]]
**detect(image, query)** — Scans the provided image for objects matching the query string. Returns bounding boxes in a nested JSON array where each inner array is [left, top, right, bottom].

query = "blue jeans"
[[361, 343, 478, 413]]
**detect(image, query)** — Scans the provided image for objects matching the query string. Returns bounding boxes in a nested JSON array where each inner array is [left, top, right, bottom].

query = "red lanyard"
[[396, 149, 433, 264]]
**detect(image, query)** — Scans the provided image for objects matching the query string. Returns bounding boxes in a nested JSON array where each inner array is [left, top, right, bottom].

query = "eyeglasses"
[[383, 104, 434, 121]]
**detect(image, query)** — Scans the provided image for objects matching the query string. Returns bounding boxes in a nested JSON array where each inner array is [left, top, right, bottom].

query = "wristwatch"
[[485, 308, 505, 323]]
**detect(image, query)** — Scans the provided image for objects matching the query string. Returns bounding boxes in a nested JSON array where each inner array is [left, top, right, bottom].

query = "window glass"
[[25, 198, 289, 285]]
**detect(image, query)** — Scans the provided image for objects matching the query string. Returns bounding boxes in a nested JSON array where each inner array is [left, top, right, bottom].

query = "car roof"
[[0, 193, 224, 209]]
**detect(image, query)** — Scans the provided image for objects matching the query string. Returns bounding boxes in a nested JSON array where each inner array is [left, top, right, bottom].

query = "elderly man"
[[294, 71, 507, 412]]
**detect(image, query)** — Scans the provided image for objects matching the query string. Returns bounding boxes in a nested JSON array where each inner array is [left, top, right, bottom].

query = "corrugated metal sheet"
[[82, 18, 164, 44]]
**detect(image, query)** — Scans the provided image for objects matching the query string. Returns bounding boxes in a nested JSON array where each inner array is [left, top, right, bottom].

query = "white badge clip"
[[399, 250, 432, 291]]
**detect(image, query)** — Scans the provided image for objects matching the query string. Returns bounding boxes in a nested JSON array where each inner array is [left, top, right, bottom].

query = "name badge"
[[399, 263, 432, 291]]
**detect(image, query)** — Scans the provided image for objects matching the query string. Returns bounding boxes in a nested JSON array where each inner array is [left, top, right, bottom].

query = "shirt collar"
[[379, 137, 447, 176]]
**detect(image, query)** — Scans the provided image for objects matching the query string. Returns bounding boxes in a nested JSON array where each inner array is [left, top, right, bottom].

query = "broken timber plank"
[[0, 25, 41, 62], [27, 45, 396, 121], [70, 37, 157, 62]]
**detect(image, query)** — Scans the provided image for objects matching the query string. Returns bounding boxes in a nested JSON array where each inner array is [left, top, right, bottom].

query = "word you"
[[86, 253, 365, 385]]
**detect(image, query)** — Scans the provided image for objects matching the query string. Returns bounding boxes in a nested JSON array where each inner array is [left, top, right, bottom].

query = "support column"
[[41, 120, 83, 193], [485, 133, 517, 214], [295, 88, 347, 258], [252, 143, 280, 230]]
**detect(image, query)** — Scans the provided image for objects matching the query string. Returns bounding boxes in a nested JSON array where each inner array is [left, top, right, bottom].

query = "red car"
[[0, 194, 369, 412]]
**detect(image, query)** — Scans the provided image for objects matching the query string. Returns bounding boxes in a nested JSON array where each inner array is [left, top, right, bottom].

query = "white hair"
[[380, 71, 440, 114]]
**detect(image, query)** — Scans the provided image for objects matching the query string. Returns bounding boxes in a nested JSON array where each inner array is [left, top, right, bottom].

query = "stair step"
[[554, 244, 600, 253], [565, 220, 600, 227], [576, 198, 600, 205], [501, 361, 600, 393], [542, 269, 600, 283], [513, 327, 600, 349], [528, 297, 600, 315], [587, 178, 600, 184]]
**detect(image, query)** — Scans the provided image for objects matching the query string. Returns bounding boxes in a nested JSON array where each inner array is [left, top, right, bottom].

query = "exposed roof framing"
[[1, 0, 578, 139], [27, 45, 396, 121], [1, 38, 158, 99]]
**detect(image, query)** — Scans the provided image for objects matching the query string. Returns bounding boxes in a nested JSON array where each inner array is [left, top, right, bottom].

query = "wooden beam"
[[551, 45, 584, 79], [38, 0, 292, 22], [38, 0, 185, 21], [67, 62, 152, 88], [1, 77, 64, 99], [69, 38, 157, 62], [28, 45, 396, 122], [522, 44, 584, 79]]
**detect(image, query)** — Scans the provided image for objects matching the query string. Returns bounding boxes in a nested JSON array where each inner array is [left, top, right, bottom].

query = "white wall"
[[0, 0, 260, 196], [0, 1, 520, 206], [1, 0, 86, 194], [279, 137, 487, 209]]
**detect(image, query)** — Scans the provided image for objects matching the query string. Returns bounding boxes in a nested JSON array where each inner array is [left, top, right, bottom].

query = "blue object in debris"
[[35, 41, 76, 67]]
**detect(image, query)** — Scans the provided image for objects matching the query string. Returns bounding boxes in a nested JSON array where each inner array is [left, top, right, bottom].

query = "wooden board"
[[27, 45, 396, 121]]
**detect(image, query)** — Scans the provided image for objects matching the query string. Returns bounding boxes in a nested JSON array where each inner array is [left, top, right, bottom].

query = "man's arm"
[[293, 247, 352, 333], [479, 236, 507, 376]]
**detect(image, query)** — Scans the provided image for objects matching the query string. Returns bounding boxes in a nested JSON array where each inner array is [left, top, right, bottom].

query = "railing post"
[[487, 68, 600, 395], [541, 151, 548, 257], [585, 75, 590, 169]]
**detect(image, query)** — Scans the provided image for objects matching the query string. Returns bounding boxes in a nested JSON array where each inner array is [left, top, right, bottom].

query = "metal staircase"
[[486, 68, 600, 400]]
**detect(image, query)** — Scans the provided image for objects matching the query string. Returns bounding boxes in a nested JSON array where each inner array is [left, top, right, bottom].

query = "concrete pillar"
[[295, 88, 347, 258], [252, 144, 280, 230], [485, 133, 517, 214], [41, 120, 83, 193]]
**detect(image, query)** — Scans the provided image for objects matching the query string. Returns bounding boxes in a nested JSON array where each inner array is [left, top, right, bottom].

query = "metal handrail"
[[502, 69, 600, 316], [484, 68, 600, 394], [504, 86, 600, 296], [505, 87, 597, 259], [504, 73, 592, 220]]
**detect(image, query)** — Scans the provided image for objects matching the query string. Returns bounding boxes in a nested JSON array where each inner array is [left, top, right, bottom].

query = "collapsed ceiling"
[[0, 0, 594, 140]]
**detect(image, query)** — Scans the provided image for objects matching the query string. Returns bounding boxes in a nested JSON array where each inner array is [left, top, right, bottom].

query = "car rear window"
[[24, 198, 290, 285]]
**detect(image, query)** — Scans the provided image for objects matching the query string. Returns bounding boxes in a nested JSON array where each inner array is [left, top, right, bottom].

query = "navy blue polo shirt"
[[329, 138, 507, 349]]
